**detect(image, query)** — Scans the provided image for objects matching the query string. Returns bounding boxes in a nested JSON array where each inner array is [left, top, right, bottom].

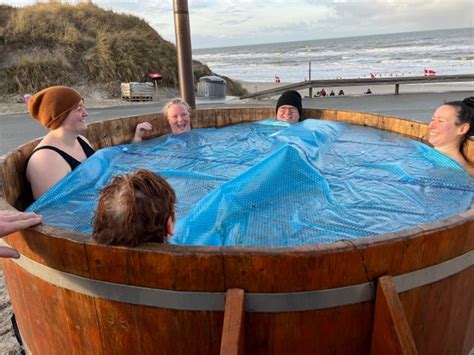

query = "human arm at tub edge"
[[0, 211, 42, 258]]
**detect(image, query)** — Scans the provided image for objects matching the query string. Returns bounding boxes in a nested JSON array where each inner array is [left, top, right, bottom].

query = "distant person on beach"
[[338, 89, 345, 96], [365, 88, 372, 94], [320, 88, 327, 97], [25, 86, 152, 201], [329, 90, 335, 96], [428, 97, 474, 174], [276, 90, 303, 123], [93, 169, 176, 246], [0, 210, 42, 258], [163, 98, 192, 134]]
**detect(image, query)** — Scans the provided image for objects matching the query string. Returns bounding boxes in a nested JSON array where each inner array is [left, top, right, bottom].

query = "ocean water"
[[193, 28, 474, 82]]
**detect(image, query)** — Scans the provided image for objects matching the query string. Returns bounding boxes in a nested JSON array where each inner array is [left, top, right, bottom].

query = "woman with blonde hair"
[[162, 98, 192, 134]]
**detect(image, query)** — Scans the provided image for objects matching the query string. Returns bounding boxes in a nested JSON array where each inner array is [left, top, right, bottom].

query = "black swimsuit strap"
[[29, 146, 81, 171], [77, 136, 95, 158], [23, 138, 95, 207], [25, 137, 95, 171]]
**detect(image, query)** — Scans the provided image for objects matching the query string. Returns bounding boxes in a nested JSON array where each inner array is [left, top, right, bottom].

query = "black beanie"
[[276, 90, 302, 118]]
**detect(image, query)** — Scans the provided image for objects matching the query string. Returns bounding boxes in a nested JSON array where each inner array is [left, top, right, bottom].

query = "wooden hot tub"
[[0, 108, 472, 355]]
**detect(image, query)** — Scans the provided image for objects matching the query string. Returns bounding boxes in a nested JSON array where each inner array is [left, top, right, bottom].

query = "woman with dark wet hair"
[[428, 97, 474, 174]]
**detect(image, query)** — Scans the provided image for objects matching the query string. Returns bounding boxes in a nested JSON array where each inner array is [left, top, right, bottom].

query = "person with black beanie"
[[275, 90, 303, 123]]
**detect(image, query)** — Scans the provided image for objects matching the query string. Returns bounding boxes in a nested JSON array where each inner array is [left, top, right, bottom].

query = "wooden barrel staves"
[[0, 109, 472, 355]]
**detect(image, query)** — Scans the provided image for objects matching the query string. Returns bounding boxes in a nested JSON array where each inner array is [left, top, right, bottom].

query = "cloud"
[[1, 0, 472, 48], [322, 1, 474, 35], [189, 0, 473, 47]]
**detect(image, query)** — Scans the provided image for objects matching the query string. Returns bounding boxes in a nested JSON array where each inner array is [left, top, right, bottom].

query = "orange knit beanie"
[[28, 86, 83, 129]]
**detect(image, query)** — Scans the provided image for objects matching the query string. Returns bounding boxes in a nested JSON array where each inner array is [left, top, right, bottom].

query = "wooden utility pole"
[[173, 0, 196, 108]]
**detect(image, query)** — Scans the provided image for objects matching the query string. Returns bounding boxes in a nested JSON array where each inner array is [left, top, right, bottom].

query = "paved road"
[[1, 91, 472, 155]]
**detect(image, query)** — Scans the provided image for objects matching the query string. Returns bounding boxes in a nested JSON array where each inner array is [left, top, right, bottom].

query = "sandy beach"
[[239, 81, 474, 98]]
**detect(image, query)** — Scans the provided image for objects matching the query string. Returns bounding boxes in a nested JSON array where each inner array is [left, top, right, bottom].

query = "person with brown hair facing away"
[[93, 169, 176, 246], [162, 98, 192, 134], [26, 86, 152, 200], [428, 97, 474, 174]]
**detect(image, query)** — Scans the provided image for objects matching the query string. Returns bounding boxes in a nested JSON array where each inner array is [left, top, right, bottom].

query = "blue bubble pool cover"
[[28, 119, 474, 247]]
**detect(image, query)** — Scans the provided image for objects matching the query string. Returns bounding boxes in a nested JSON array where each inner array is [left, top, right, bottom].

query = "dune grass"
[[0, 2, 247, 96]]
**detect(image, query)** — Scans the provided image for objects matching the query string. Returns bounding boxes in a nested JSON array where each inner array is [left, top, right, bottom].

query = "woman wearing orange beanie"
[[26, 86, 152, 200]]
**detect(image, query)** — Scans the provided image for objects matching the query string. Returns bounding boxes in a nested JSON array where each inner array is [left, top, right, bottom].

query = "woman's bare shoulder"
[[27, 149, 70, 176], [26, 149, 71, 199]]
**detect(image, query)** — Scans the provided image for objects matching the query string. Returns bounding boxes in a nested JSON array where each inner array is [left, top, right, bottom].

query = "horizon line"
[[193, 26, 473, 51]]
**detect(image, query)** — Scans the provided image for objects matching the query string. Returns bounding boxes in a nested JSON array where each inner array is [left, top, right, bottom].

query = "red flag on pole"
[[424, 68, 436, 76]]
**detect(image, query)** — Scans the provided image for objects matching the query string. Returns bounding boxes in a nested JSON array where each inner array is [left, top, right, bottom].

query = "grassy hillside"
[[0, 2, 246, 97]]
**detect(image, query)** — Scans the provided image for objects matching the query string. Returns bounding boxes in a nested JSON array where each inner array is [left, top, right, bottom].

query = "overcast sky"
[[3, 0, 474, 48]]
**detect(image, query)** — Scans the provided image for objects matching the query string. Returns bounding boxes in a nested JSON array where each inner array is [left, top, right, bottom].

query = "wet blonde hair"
[[162, 98, 191, 119]]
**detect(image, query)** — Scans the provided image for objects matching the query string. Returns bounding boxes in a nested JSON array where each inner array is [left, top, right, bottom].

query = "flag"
[[424, 68, 436, 76]]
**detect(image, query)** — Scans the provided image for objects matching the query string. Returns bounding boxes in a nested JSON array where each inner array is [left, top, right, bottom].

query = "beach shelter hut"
[[197, 76, 226, 98]]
